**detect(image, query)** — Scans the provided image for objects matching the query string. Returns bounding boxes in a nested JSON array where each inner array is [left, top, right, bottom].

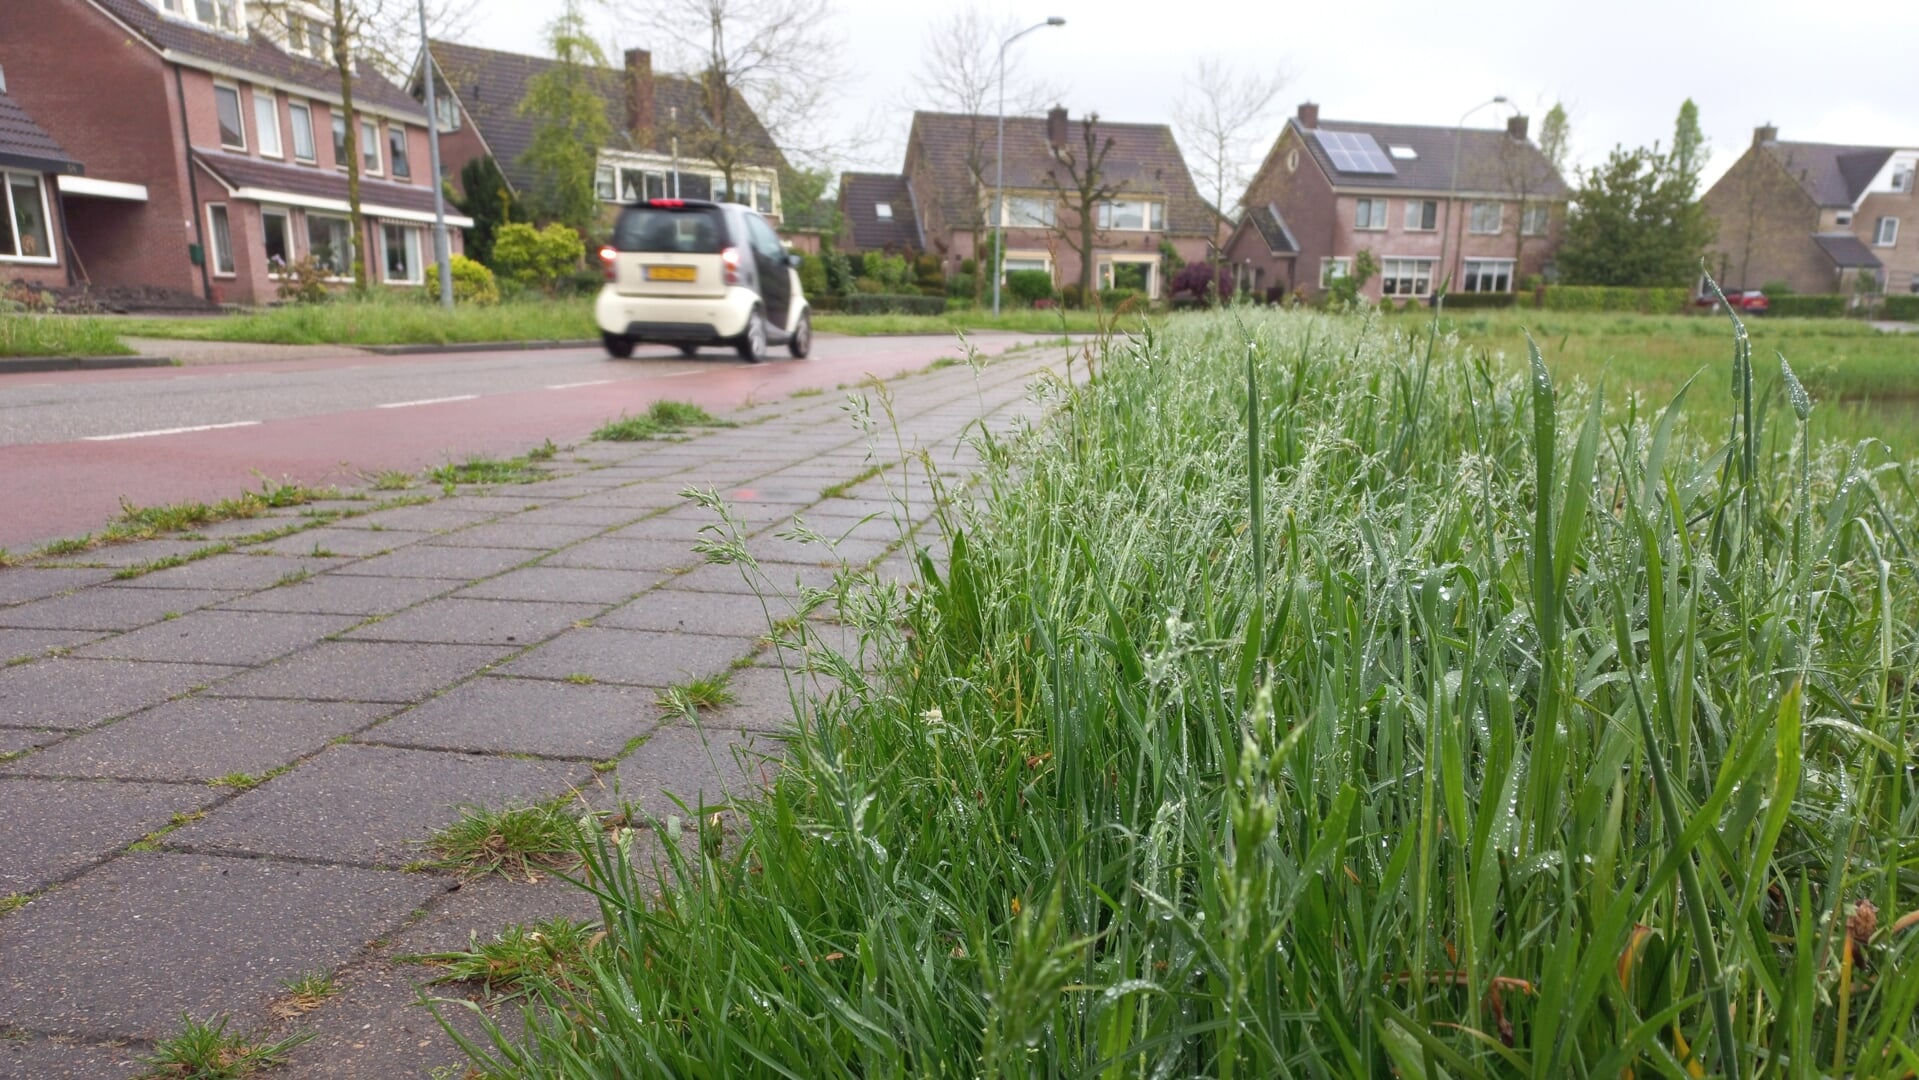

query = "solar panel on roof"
[[1312, 130, 1397, 175]]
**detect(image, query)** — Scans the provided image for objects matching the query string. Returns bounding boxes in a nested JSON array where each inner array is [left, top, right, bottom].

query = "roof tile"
[[1291, 118, 1568, 198], [0, 91, 80, 174], [837, 172, 918, 251], [1763, 140, 1897, 208]]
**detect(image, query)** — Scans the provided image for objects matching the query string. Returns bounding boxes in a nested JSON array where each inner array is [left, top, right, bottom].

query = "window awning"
[[194, 150, 474, 228], [230, 188, 474, 229], [57, 176, 149, 202]]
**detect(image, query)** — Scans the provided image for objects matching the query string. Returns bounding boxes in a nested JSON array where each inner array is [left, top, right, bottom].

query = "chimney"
[[1296, 102, 1319, 128], [1753, 123, 1778, 148], [625, 48, 654, 141], [1507, 114, 1529, 141], [1046, 105, 1068, 153]]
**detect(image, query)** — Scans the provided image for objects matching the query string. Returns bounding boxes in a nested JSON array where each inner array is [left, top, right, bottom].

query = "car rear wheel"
[[736, 308, 767, 364], [787, 310, 812, 359], [602, 331, 635, 359], [677, 343, 700, 357]]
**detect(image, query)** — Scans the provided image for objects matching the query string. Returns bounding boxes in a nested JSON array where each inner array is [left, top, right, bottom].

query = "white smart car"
[[595, 198, 812, 363]]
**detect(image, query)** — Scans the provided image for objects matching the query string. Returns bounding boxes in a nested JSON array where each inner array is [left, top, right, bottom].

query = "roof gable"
[[1290, 117, 1568, 197], [1761, 140, 1897, 207], [0, 91, 82, 175]]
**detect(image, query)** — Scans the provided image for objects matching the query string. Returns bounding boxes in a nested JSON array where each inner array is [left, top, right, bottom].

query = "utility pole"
[[418, 0, 453, 308]]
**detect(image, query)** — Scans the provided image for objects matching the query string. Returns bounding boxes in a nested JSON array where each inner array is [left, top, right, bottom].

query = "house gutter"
[[173, 63, 212, 300]]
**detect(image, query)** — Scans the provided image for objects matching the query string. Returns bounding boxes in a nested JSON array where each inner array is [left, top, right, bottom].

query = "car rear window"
[[611, 206, 726, 254]]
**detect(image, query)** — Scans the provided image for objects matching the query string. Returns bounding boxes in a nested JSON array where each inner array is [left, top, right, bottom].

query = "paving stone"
[[0, 567, 116, 607], [0, 778, 217, 893], [671, 562, 843, 596], [367, 677, 660, 759], [430, 521, 608, 550], [0, 626, 104, 659], [216, 574, 456, 617], [506, 503, 653, 527], [595, 724, 780, 822], [537, 537, 699, 573], [176, 744, 588, 865], [0, 659, 241, 730], [430, 494, 547, 514], [57, 539, 217, 568], [0, 726, 65, 755], [329, 545, 533, 581], [596, 587, 796, 635], [207, 642, 515, 704], [507, 479, 624, 498], [500, 628, 750, 688], [333, 506, 498, 533], [0, 852, 446, 1040], [72, 610, 358, 666], [570, 486, 689, 511], [108, 553, 347, 592], [343, 598, 600, 647], [387, 875, 604, 956], [713, 663, 844, 733], [749, 533, 892, 568], [454, 565, 658, 605], [0, 586, 242, 632], [10, 699, 389, 783], [251, 527, 436, 557], [271, 961, 491, 1080], [0, 1034, 144, 1079], [602, 514, 710, 545]]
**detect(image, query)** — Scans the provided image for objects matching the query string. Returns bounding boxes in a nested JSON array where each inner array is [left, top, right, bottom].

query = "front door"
[[744, 213, 792, 330]]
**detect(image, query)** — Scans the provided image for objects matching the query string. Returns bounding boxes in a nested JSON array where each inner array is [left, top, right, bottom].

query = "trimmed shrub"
[[1766, 294, 1847, 319], [843, 292, 947, 316], [1098, 287, 1143, 309], [1438, 292, 1517, 310], [1539, 285, 1689, 314], [821, 250, 856, 296], [1881, 294, 1919, 321], [808, 294, 844, 312], [491, 222, 586, 291], [1170, 262, 1233, 306], [798, 254, 829, 298], [1005, 269, 1054, 306], [1059, 283, 1084, 309], [946, 273, 977, 299], [853, 278, 884, 295], [423, 255, 500, 306], [864, 253, 914, 292]]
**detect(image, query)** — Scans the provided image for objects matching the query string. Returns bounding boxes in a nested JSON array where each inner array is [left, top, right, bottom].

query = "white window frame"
[[206, 202, 236, 277], [0, 170, 58, 265], [875, 202, 893, 220], [755, 180, 773, 214], [1096, 255, 1159, 299], [1095, 198, 1158, 232], [288, 100, 316, 163], [387, 125, 410, 180], [261, 206, 294, 276], [213, 82, 247, 152], [1404, 199, 1437, 231], [331, 111, 348, 170], [252, 89, 282, 159], [1892, 166, 1913, 194], [1520, 203, 1549, 236], [1874, 217, 1899, 247], [1379, 256, 1435, 297], [1320, 257, 1351, 288], [360, 119, 382, 176], [379, 221, 423, 285], [1354, 198, 1389, 231], [1461, 257, 1515, 293], [1468, 201, 1502, 235], [1835, 212, 1853, 227], [1000, 251, 1053, 283], [595, 165, 616, 202], [1000, 195, 1056, 229], [306, 212, 355, 281], [433, 93, 461, 133], [164, 0, 246, 34]]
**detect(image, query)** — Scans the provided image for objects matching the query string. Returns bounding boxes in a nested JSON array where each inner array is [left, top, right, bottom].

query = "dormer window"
[[1894, 165, 1913, 194], [159, 0, 245, 35], [875, 202, 892, 219], [1389, 145, 1417, 160]]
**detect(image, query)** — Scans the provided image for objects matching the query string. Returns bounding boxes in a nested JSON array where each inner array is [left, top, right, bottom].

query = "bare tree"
[[1044, 112, 1125, 299], [624, 0, 849, 192], [1173, 54, 1286, 229], [252, 0, 474, 291]]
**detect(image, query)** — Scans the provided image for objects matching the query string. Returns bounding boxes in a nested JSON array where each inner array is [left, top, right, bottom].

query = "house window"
[[875, 202, 892, 219], [214, 84, 246, 151], [615, 167, 668, 202], [1096, 199, 1157, 231], [1150, 202, 1165, 230], [1404, 199, 1437, 231], [288, 101, 315, 162], [170, 0, 242, 33], [1320, 257, 1351, 288], [381, 223, 422, 284], [1835, 212, 1853, 226], [387, 126, 410, 179], [675, 173, 711, 200], [1875, 217, 1899, 246], [360, 120, 381, 174], [0, 171, 56, 262], [1354, 198, 1389, 230], [206, 204, 235, 277], [253, 90, 281, 158], [1893, 166, 1913, 193], [1469, 201, 1502, 234], [595, 165, 616, 201], [307, 18, 329, 61], [433, 93, 461, 133], [755, 181, 773, 214], [1379, 257, 1434, 296], [261, 207, 293, 274], [307, 213, 353, 277], [1001, 196, 1055, 228], [1520, 204, 1549, 236], [1097, 258, 1158, 299], [331, 111, 347, 168], [1389, 145, 1417, 160], [1001, 254, 1051, 282], [1461, 258, 1514, 293]]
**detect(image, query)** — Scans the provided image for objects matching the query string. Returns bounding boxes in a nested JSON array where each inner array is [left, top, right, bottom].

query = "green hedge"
[[1438, 292, 1518, 310], [1540, 285, 1690, 314], [843, 293, 947, 316], [1881, 294, 1919, 321], [1766, 294, 1847, 319]]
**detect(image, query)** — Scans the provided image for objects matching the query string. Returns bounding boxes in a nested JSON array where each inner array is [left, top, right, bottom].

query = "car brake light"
[[598, 245, 617, 282], [650, 199, 684, 208], [721, 246, 741, 286]]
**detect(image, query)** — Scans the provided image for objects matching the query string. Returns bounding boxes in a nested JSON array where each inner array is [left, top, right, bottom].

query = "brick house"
[[1703, 126, 1918, 297], [422, 41, 787, 231], [1226, 103, 1569, 302], [0, 0, 468, 307], [836, 172, 921, 255], [844, 108, 1213, 299], [0, 83, 86, 290]]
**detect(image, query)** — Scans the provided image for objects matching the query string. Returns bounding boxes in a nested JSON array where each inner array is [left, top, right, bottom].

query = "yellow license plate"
[[645, 265, 697, 282]]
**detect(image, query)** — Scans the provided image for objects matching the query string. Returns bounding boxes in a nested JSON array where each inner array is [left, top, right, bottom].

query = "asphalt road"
[[0, 334, 1024, 550]]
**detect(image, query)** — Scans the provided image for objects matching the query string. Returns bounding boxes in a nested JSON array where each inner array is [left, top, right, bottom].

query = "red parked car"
[[1696, 289, 1770, 314]]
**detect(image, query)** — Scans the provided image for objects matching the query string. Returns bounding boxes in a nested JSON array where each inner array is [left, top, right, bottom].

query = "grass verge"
[[813, 308, 1129, 337], [0, 313, 133, 357], [447, 308, 1918, 1076], [114, 297, 595, 347]]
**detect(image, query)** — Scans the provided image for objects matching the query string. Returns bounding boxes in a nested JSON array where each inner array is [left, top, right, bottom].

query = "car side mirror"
[[786, 253, 803, 269]]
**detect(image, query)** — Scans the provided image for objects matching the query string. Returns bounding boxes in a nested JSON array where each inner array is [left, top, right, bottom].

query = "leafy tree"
[[1537, 102, 1571, 178], [519, 0, 611, 235], [1043, 112, 1126, 300], [776, 165, 840, 234], [1557, 145, 1716, 287], [1325, 248, 1378, 308], [454, 156, 516, 266], [1672, 98, 1708, 196], [1170, 261, 1233, 305]]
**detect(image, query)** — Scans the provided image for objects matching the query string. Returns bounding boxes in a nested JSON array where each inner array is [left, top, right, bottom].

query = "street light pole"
[[418, 0, 453, 309], [1437, 94, 1509, 307], [990, 16, 1065, 318]]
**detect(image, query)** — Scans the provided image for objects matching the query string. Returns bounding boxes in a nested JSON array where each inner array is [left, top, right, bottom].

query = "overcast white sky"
[[461, 0, 1919, 194]]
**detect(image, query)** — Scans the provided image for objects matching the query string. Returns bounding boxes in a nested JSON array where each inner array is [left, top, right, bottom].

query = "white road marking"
[[375, 395, 479, 409], [83, 420, 261, 442], [546, 379, 616, 390]]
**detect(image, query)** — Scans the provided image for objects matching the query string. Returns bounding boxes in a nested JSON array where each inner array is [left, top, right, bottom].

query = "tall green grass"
[[113, 296, 596, 346], [449, 309, 1918, 1076], [0, 313, 132, 357]]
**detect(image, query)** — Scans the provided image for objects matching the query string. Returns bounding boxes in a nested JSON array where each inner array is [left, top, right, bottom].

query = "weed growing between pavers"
[[402, 919, 603, 1002], [136, 1014, 311, 1079], [268, 971, 340, 1019], [426, 455, 548, 487], [592, 400, 735, 443], [654, 672, 736, 723], [421, 800, 586, 882], [28, 479, 332, 562]]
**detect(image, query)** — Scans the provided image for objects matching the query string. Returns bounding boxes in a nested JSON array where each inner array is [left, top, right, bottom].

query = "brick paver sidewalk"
[[0, 344, 1064, 1078]]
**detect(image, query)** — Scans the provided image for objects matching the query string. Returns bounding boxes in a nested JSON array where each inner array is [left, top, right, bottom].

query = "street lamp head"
[[1493, 95, 1509, 104], [1045, 16, 1066, 25]]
